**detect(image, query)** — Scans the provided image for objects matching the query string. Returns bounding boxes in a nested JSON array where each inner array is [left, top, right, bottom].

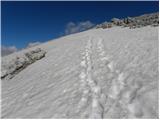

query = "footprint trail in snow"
[[77, 36, 146, 118]]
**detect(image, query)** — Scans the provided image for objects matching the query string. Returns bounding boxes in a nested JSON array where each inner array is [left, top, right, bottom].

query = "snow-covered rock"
[[1, 48, 46, 80]]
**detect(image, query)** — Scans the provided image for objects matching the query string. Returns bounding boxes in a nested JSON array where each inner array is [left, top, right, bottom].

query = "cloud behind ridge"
[[65, 21, 95, 35], [1, 45, 18, 56]]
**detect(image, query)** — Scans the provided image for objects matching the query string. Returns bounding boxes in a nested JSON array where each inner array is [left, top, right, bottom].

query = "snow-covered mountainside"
[[1, 26, 158, 118]]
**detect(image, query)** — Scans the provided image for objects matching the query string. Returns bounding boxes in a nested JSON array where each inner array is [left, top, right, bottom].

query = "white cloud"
[[1, 45, 18, 56], [27, 42, 41, 48], [65, 21, 95, 35]]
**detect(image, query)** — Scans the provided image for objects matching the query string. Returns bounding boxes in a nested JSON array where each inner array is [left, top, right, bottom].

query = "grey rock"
[[96, 22, 113, 29], [111, 18, 124, 26], [1, 48, 46, 80], [96, 12, 159, 29]]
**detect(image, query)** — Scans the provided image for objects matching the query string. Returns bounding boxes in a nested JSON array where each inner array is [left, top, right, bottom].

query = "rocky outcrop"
[[111, 18, 124, 26], [96, 12, 158, 29], [1, 48, 46, 80], [96, 22, 113, 29]]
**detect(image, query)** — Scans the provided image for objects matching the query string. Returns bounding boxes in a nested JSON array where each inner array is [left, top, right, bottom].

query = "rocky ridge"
[[96, 12, 158, 29], [1, 48, 46, 80]]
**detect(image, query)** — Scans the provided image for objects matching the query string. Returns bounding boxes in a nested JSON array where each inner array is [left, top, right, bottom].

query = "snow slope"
[[1, 26, 159, 118]]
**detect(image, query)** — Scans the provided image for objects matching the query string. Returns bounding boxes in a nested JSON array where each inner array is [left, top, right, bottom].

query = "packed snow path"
[[78, 37, 107, 118], [1, 26, 158, 118], [77, 36, 145, 118]]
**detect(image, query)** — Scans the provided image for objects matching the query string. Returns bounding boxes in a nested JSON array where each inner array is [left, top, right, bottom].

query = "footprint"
[[108, 61, 115, 72], [79, 72, 86, 79], [80, 61, 86, 67]]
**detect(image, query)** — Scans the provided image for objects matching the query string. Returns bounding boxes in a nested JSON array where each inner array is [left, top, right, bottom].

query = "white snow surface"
[[1, 26, 159, 118]]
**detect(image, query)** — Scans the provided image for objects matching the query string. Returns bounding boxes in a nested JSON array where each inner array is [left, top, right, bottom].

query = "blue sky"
[[1, 1, 159, 49]]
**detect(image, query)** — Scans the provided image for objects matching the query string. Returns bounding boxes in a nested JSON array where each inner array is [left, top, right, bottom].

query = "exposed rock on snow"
[[96, 22, 113, 29], [96, 12, 159, 29], [111, 18, 124, 26], [1, 48, 46, 80]]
